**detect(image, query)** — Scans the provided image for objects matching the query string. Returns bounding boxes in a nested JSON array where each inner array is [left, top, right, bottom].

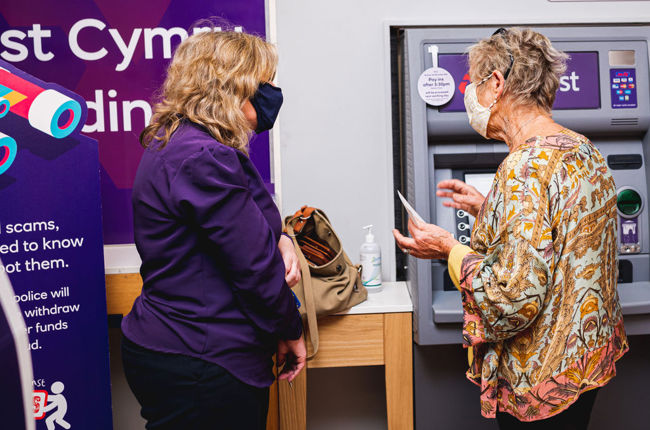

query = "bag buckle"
[[292, 209, 315, 235]]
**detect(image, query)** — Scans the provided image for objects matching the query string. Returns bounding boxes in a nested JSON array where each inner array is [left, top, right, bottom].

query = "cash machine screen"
[[464, 172, 495, 198], [438, 52, 601, 112]]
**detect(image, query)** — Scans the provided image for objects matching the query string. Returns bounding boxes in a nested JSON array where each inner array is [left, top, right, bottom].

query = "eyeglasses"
[[492, 28, 514, 80]]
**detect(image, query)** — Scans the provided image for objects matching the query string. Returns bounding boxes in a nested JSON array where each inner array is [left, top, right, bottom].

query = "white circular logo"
[[417, 67, 455, 106]]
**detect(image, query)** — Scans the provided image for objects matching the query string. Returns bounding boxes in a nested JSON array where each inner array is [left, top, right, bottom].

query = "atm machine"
[[395, 25, 650, 429]]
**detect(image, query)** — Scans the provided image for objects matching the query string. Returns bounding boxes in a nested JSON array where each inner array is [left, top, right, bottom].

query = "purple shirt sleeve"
[[169, 144, 302, 340]]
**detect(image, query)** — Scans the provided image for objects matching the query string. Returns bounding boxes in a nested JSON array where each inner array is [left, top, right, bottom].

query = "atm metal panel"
[[400, 25, 650, 346]]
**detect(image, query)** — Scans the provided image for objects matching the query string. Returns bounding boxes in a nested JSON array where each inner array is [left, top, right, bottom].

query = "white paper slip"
[[397, 190, 425, 226]]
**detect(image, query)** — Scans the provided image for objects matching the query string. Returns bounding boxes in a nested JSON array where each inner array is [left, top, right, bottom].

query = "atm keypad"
[[455, 210, 471, 245]]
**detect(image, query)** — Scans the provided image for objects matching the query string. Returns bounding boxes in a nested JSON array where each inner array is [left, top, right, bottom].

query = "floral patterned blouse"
[[447, 129, 628, 421]]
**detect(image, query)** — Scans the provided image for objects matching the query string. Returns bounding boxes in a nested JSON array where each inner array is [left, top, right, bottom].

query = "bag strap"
[[286, 222, 320, 359]]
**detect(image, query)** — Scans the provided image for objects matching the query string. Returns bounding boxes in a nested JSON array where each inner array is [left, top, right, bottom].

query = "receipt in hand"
[[396, 190, 425, 227]]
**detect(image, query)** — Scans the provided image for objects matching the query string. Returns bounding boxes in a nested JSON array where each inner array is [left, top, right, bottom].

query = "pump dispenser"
[[360, 225, 382, 292]]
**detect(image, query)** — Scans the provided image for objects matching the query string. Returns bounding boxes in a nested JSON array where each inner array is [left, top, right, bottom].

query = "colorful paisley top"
[[447, 129, 628, 421]]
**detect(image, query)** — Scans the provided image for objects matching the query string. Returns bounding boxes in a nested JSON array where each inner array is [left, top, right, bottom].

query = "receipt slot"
[[394, 25, 650, 347]]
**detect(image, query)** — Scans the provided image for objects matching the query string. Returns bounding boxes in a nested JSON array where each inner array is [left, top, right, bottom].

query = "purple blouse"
[[121, 121, 302, 388]]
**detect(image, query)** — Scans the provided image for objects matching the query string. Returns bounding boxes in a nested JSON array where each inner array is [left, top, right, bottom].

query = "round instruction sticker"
[[417, 67, 455, 106]]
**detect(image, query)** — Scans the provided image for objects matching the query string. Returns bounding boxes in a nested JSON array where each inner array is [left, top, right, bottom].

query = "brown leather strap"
[[286, 222, 319, 359], [291, 206, 316, 235]]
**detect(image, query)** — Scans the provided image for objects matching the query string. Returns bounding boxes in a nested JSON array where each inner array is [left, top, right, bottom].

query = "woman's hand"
[[277, 337, 307, 383], [393, 219, 459, 260], [279, 235, 301, 287], [436, 179, 485, 218]]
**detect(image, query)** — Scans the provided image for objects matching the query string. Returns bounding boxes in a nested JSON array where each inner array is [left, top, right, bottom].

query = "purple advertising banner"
[[0, 1, 268, 244], [554, 52, 600, 110], [0, 60, 112, 428], [438, 54, 471, 113], [438, 51, 601, 112]]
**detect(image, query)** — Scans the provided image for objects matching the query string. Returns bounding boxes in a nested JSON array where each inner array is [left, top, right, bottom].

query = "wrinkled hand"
[[436, 179, 485, 218], [393, 219, 458, 260], [279, 235, 301, 287], [277, 337, 306, 382]]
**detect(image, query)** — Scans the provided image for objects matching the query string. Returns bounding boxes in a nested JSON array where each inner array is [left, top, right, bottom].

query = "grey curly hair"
[[468, 27, 569, 112]]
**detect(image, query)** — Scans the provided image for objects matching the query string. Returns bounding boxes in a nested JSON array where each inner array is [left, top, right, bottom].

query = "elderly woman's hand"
[[279, 235, 301, 287], [436, 179, 485, 218], [393, 219, 459, 260]]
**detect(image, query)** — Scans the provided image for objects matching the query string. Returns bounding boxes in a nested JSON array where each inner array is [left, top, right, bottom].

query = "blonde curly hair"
[[468, 27, 568, 112], [140, 30, 277, 155]]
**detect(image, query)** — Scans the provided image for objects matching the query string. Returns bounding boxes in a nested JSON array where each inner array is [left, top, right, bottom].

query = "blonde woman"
[[121, 30, 305, 429], [394, 28, 627, 428]]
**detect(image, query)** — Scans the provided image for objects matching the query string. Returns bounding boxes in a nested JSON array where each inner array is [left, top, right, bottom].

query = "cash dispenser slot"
[[608, 154, 643, 170]]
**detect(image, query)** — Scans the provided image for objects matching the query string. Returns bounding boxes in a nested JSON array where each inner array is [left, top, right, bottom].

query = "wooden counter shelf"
[[105, 274, 413, 430]]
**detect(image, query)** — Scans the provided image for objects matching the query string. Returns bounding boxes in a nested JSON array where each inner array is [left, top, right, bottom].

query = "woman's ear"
[[242, 99, 258, 131], [491, 70, 506, 100]]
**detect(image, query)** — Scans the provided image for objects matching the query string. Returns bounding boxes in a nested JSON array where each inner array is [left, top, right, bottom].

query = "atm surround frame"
[[396, 24, 650, 345]]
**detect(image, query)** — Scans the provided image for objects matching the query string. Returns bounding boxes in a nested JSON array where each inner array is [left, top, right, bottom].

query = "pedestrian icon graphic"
[[43, 381, 70, 429]]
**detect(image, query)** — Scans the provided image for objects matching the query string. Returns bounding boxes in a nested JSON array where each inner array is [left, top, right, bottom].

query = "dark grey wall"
[[590, 334, 650, 430], [414, 343, 499, 430], [109, 328, 146, 430]]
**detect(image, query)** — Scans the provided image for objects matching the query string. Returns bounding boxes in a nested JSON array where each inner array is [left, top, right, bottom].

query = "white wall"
[[274, 0, 650, 283]]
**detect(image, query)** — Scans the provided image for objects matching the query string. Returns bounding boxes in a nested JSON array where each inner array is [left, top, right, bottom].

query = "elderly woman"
[[394, 28, 627, 428], [121, 30, 305, 429]]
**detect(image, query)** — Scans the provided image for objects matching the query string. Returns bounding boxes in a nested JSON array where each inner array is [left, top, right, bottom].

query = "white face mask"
[[463, 77, 497, 139]]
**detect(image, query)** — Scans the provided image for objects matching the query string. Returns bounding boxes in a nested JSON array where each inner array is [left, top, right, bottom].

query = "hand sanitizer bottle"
[[360, 225, 382, 293]]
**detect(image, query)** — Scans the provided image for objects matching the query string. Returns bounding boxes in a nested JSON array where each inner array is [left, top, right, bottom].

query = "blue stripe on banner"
[[0, 84, 12, 97]]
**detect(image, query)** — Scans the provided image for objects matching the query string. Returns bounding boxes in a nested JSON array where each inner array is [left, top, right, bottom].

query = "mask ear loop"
[[477, 73, 499, 110]]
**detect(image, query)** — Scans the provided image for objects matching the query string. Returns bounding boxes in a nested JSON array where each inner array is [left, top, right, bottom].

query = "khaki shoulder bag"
[[284, 206, 367, 358]]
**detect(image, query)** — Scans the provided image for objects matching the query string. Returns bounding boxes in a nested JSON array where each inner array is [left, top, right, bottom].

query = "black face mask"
[[249, 83, 283, 134]]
